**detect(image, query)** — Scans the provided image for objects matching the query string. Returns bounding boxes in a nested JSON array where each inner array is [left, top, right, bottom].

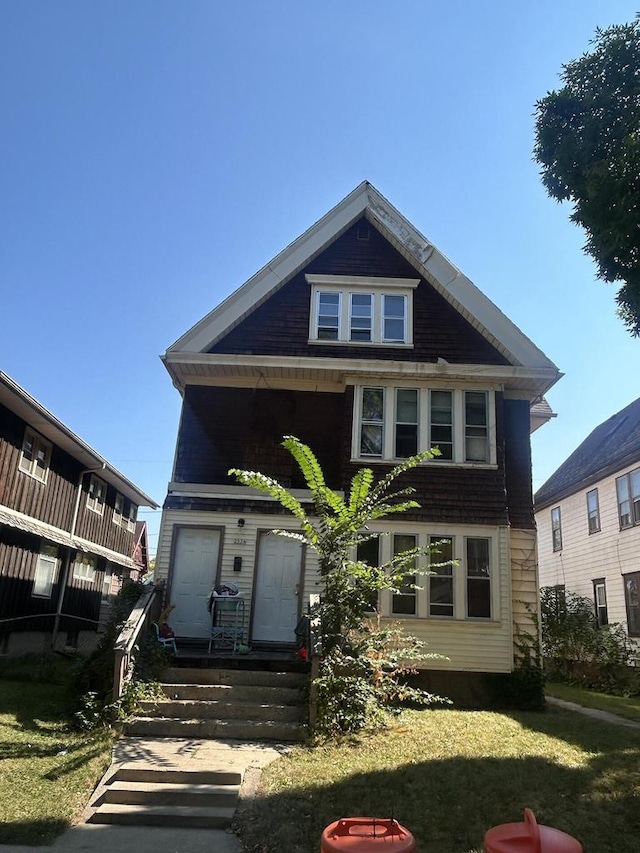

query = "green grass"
[[235, 707, 640, 853], [545, 681, 640, 723], [0, 679, 113, 845]]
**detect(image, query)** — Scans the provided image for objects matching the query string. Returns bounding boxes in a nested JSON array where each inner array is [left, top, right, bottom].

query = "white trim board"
[[165, 182, 559, 376]]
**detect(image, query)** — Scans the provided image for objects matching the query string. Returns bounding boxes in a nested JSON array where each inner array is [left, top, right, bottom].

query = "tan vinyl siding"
[[157, 508, 514, 673], [536, 460, 640, 633], [510, 527, 538, 635]]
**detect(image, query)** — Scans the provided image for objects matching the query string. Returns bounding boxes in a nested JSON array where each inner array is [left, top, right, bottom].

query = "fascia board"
[[166, 180, 559, 377], [164, 351, 560, 395], [365, 187, 557, 371], [167, 183, 372, 354]]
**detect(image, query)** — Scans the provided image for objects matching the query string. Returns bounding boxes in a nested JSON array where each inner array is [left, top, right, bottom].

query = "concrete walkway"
[[0, 737, 289, 853], [546, 694, 640, 729]]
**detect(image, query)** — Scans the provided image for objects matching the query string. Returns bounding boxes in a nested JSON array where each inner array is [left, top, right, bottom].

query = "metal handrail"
[[112, 586, 158, 704]]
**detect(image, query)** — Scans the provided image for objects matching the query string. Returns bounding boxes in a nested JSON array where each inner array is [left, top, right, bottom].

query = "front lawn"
[[545, 681, 640, 724], [0, 679, 113, 845], [235, 706, 640, 853]]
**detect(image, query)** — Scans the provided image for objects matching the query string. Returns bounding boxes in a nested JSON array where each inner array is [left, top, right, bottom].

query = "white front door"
[[170, 527, 220, 638], [252, 533, 302, 644]]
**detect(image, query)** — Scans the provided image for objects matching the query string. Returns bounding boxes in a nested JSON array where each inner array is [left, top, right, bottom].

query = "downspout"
[[51, 464, 106, 650]]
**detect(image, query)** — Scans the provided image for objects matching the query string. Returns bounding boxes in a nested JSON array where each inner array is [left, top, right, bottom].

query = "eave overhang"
[[165, 182, 560, 380], [162, 351, 561, 401], [0, 372, 158, 509]]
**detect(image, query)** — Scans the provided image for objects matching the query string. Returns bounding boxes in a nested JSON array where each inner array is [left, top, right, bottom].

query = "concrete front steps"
[[123, 667, 308, 743], [90, 764, 241, 828]]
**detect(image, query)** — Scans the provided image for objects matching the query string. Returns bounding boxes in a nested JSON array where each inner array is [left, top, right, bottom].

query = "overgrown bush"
[[541, 585, 639, 696], [231, 436, 449, 735], [71, 579, 170, 728]]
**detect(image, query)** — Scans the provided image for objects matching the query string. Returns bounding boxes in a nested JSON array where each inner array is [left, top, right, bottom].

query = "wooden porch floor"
[[171, 637, 308, 672]]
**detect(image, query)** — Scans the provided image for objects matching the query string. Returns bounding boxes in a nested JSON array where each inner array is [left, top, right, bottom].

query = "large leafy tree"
[[534, 19, 640, 335]]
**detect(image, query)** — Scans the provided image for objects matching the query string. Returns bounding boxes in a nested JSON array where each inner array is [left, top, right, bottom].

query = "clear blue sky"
[[2, 1, 638, 556]]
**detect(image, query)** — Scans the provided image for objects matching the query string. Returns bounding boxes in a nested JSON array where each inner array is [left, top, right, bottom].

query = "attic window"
[[307, 274, 418, 347], [356, 223, 370, 241]]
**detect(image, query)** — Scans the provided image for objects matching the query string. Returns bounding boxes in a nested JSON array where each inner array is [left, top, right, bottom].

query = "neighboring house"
[[0, 372, 158, 655], [535, 396, 640, 640], [156, 182, 560, 697]]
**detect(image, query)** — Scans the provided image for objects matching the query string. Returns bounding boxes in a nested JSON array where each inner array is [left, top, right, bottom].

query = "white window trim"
[[113, 493, 124, 526], [307, 275, 418, 347], [352, 384, 497, 466], [73, 554, 97, 583], [32, 545, 58, 598], [357, 525, 500, 622], [18, 428, 52, 484], [126, 502, 137, 533], [86, 475, 106, 516], [551, 506, 562, 552]]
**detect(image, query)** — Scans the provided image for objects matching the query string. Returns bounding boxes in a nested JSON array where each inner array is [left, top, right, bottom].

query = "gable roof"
[[535, 396, 640, 509], [0, 371, 158, 509], [165, 182, 558, 375]]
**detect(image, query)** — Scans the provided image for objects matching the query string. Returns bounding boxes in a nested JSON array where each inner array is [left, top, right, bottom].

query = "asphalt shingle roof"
[[534, 396, 640, 509]]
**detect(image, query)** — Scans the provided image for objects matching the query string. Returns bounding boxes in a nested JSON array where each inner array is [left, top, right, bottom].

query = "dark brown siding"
[[173, 386, 346, 488], [74, 483, 138, 555], [504, 399, 535, 529], [0, 402, 138, 555], [168, 386, 511, 527], [0, 403, 78, 530], [0, 528, 103, 628], [209, 219, 510, 366]]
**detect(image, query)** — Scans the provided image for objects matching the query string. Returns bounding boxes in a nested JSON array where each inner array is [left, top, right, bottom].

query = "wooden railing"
[[112, 586, 160, 705], [308, 592, 322, 729]]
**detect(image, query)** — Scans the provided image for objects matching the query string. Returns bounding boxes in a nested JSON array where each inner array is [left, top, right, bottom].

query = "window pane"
[[467, 538, 491, 618], [318, 292, 340, 339], [362, 388, 384, 421], [467, 579, 491, 618], [392, 534, 416, 615], [429, 536, 454, 617], [465, 392, 488, 462], [33, 550, 57, 597], [587, 489, 600, 533], [357, 536, 380, 612], [617, 476, 632, 528], [361, 424, 383, 456], [395, 389, 418, 458], [430, 391, 453, 460], [383, 295, 406, 342], [624, 574, 640, 634], [624, 573, 640, 636], [350, 294, 372, 342]]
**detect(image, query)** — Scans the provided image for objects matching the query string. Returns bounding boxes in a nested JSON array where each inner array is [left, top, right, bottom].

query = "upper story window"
[[113, 493, 124, 526], [307, 275, 419, 346], [19, 428, 52, 483], [586, 489, 600, 534], [126, 502, 137, 533], [86, 475, 106, 515], [551, 507, 562, 551], [616, 468, 640, 530], [353, 385, 495, 465]]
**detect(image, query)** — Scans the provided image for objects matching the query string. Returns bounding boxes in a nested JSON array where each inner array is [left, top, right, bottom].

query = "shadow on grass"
[[235, 750, 640, 853], [508, 704, 640, 752], [0, 679, 70, 729], [0, 817, 70, 846]]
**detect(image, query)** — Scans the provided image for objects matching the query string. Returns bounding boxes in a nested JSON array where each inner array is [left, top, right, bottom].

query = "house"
[[156, 182, 560, 699], [535, 396, 640, 640], [0, 371, 158, 655]]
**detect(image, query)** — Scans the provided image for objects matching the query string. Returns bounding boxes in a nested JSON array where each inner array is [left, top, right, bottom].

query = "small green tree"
[[230, 436, 448, 733]]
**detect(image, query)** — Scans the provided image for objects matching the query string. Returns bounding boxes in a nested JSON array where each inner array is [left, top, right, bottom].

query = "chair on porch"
[[152, 622, 178, 654]]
